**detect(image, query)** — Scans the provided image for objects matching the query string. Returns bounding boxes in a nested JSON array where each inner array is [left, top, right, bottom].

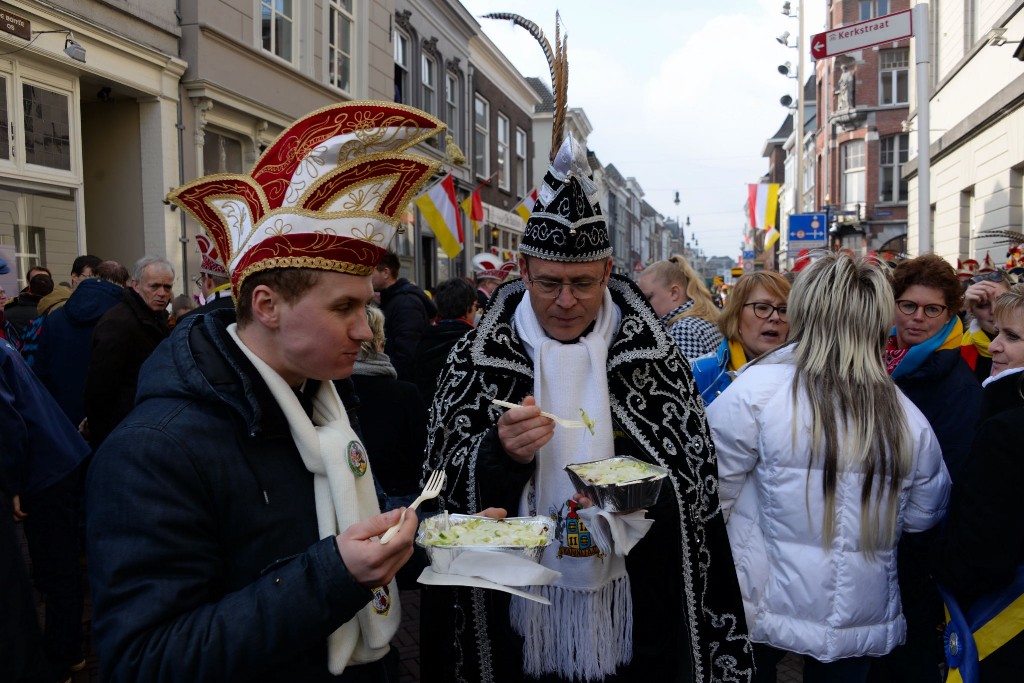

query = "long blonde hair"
[[788, 252, 912, 554], [642, 254, 719, 325]]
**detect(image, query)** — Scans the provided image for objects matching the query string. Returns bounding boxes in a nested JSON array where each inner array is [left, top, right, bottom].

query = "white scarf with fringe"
[[227, 324, 400, 674], [509, 290, 632, 680]]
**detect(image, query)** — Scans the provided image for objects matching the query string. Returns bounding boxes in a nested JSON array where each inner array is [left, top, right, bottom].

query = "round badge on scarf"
[[371, 585, 391, 615], [347, 440, 368, 477]]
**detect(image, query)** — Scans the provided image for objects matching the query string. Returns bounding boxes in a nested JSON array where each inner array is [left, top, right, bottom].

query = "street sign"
[[730, 267, 744, 277], [787, 213, 828, 242], [810, 9, 912, 59], [0, 9, 30, 41]]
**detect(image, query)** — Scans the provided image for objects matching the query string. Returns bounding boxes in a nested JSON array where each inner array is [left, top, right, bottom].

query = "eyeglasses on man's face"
[[744, 302, 787, 321], [896, 299, 948, 318], [527, 277, 605, 300]]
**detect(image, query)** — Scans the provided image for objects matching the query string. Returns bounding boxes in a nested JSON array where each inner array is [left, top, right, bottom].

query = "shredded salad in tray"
[[569, 458, 657, 486], [420, 516, 550, 548]]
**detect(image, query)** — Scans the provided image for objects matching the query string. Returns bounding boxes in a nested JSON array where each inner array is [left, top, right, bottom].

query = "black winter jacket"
[[83, 287, 169, 447], [86, 308, 389, 682], [378, 278, 436, 382], [411, 319, 473, 403]]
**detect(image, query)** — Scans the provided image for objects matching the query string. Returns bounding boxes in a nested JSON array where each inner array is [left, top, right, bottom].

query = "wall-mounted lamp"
[[984, 27, 1024, 59], [490, 226, 500, 240], [32, 29, 86, 63]]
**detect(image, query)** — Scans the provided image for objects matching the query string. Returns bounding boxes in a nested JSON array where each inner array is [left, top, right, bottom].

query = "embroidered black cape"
[[421, 275, 753, 683]]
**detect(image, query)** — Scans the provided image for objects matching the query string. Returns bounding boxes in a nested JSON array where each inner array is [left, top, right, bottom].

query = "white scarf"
[[227, 325, 400, 674], [509, 290, 633, 680]]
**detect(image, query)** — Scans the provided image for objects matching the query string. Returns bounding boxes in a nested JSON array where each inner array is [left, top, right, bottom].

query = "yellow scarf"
[[961, 327, 993, 358], [727, 338, 748, 372]]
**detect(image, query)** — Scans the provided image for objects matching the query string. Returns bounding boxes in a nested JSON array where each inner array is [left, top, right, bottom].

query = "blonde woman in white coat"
[[706, 253, 951, 683]]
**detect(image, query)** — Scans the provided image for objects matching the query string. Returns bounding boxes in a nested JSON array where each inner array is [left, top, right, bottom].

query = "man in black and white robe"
[[420, 135, 753, 683]]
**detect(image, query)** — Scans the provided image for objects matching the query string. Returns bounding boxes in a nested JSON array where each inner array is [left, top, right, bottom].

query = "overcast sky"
[[460, 0, 828, 258]]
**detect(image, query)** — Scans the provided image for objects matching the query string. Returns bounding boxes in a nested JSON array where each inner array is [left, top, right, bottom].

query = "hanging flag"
[[747, 183, 781, 249], [415, 174, 463, 258], [460, 190, 484, 235], [513, 187, 539, 223]]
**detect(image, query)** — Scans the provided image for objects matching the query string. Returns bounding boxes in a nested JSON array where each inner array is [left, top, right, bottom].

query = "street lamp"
[[674, 190, 685, 254]]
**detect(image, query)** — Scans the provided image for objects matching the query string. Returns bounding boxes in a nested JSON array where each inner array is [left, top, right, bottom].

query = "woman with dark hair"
[[871, 254, 983, 683], [933, 285, 1024, 680], [637, 254, 722, 360], [707, 253, 949, 683], [692, 271, 791, 404]]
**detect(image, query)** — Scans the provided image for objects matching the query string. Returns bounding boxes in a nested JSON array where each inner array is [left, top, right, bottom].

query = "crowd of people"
[[5, 98, 1024, 683]]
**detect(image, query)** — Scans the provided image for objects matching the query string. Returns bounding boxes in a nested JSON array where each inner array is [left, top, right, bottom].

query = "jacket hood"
[[61, 279, 124, 325], [382, 278, 438, 317], [136, 308, 268, 434]]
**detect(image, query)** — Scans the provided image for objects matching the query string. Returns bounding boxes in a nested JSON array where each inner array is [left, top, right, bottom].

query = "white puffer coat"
[[707, 345, 950, 663]]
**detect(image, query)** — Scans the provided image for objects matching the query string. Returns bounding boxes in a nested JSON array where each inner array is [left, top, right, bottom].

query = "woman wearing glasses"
[[691, 271, 790, 404], [637, 255, 723, 360], [707, 253, 949, 683], [870, 253, 984, 683]]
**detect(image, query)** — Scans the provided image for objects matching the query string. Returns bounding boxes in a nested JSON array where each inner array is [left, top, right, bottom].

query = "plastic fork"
[[491, 399, 586, 429], [379, 469, 446, 545]]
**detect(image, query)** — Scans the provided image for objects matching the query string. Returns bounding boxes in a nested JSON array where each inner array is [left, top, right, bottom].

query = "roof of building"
[[525, 77, 554, 113]]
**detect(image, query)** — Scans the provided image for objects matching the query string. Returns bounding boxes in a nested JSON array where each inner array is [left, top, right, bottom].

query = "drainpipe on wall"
[[175, 0, 189, 288]]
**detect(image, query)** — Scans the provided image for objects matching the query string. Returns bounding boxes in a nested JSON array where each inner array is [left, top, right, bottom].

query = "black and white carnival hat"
[[519, 134, 612, 263]]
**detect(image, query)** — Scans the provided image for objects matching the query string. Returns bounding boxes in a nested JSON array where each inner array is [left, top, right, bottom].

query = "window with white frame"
[[421, 54, 436, 116], [260, 0, 294, 63], [879, 48, 909, 106], [393, 30, 409, 104], [859, 0, 889, 20], [0, 68, 81, 282], [841, 139, 865, 206], [22, 82, 71, 171], [445, 73, 459, 145], [879, 134, 909, 203], [515, 127, 527, 197], [496, 113, 509, 190], [473, 95, 489, 179], [328, 0, 353, 92]]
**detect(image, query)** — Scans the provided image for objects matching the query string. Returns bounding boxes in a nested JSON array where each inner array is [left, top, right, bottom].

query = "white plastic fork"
[[491, 399, 586, 429], [379, 469, 446, 545]]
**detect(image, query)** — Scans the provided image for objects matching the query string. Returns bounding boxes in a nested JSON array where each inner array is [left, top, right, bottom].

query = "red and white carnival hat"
[[168, 102, 445, 296], [196, 234, 228, 278], [472, 253, 508, 282]]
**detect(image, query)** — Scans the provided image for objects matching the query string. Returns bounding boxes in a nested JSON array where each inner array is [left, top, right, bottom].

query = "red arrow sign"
[[810, 9, 913, 59]]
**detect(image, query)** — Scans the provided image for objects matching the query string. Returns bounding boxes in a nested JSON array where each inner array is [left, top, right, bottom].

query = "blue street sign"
[[787, 213, 828, 242], [742, 251, 755, 260]]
